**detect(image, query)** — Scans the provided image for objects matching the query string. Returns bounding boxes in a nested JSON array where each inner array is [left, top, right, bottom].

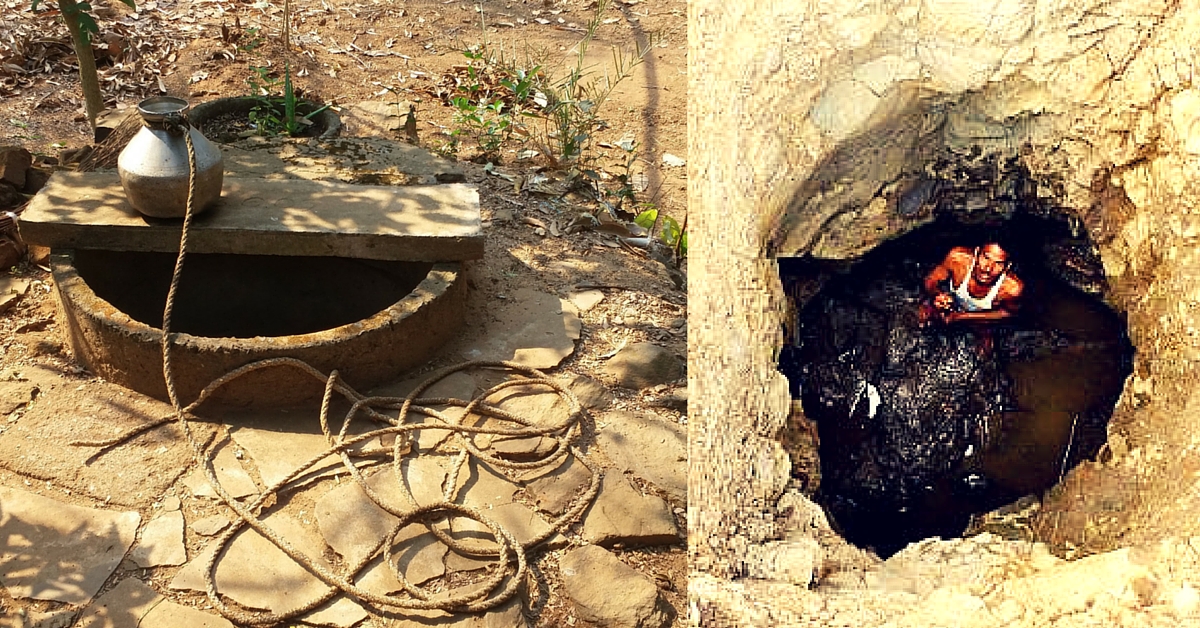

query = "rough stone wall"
[[690, 0, 1200, 623]]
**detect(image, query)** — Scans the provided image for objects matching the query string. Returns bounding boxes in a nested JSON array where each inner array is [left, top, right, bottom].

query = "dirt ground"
[[0, 0, 686, 625]]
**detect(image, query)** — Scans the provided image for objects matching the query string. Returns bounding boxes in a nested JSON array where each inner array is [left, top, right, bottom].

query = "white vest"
[[953, 255, 1006, 312]]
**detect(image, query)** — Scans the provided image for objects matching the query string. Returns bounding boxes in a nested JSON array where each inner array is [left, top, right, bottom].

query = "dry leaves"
[[0, 2, 190, 101]]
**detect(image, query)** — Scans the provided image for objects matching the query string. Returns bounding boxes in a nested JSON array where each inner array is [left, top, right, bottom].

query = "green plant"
[[31, 0, 135, 128], [245, 63, 330, 137], [444, 46, 540, 162], [238, 26, 264, 52], [587, 137, 640, 214], [635, 206, 688, 258], [528, 0, 655, 169]]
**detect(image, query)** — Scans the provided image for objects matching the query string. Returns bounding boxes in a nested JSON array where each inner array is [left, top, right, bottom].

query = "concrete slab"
[[0, 486, 139, 604], [21, 172, 482, 262]]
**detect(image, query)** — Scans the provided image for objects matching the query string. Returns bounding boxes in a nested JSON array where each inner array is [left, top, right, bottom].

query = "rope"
[[72, 115, 601, 624]]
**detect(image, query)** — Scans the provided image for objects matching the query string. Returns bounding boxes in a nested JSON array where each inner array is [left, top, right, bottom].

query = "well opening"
[[776, 157, 1135, 557], [74, 249, 434, 339]]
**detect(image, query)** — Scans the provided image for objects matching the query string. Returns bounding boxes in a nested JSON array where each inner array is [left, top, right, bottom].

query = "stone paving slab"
[[21, 172, 483, 262], [380, 580, 528, 628], [77, 578, 234, 628], [315, 461, 450, 571], [171, 513, 368, 627], [596, 411, 687, 503], [0, 486, 139, 604], [520, 457, 595, 515], [459, 289, 581, 369], [0, 370, 211, 507], [182, 441, 258, 499], [131, 509, 187, 567], [227, 408, 391, 489], [581, 474, 680, 547]]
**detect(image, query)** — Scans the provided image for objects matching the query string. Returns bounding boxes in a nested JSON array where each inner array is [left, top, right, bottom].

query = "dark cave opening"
[[776, 169, 1135, 558]]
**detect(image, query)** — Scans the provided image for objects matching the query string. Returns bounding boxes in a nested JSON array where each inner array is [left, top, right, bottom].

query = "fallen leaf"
[[662, 153, 686, 167]]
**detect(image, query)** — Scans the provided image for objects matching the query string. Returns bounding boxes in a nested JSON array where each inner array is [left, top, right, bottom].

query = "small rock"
[[340, 100, 412, 136], [0, 235, 25, 273], [0, 379, 36, 415], [653, 387, 687, 413], [661, 153, 686, 168], [0, 146, 32, 188], [567, 288, 605, 312], [161, 495, 182, 511], [560, 545, 674, 628], [0, 182, 24, 211], [742, 539, 822, 586], [21, 167, 50, 195], [602, 343, 683, 389], [190, 515, 231, 536], [581, 474, 679, 547], [563, 373, 613, 410], [493, 207, 515, 223]]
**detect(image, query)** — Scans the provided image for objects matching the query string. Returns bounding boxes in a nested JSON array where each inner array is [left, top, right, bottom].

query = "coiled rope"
[[72, 114, 600, 624]]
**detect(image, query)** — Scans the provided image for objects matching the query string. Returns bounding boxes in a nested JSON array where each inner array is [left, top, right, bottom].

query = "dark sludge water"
[[777, 216, 1134, 557]]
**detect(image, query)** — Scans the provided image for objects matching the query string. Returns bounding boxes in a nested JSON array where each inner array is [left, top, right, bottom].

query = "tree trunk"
[[58, 0, 104, 130]]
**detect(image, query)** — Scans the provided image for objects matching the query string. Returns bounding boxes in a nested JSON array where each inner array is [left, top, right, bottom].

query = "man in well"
[[920, 242, 1024, 327]]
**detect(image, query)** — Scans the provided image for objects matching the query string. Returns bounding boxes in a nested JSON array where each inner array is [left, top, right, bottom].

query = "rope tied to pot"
[[71, 117, 601, 624]]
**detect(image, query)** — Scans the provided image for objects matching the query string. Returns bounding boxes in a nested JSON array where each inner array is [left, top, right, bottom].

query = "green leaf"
[[283, 62, 296, 135], [634, 208, 657, 230], [31, 0, 41, 10], [301, 104, 332, 120], [660, 215, 681, 246], [76, 12, 99, 41], [117, 0, 136, 7]]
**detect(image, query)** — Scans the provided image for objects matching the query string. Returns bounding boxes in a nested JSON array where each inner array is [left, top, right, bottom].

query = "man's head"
[[972, 243, 1010, 286]]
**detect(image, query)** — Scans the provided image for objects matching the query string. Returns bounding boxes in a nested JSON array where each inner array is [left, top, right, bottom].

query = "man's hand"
[[933, 292, 953, 312]]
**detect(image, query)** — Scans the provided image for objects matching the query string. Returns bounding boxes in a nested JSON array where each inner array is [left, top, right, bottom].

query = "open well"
[[776, 160, 1134, 555]]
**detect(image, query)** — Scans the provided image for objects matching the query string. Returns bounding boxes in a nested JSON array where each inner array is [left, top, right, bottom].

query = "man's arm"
[[923, 261, 952, 296]]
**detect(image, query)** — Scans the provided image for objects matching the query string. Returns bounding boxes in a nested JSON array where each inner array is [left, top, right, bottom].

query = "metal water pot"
[[118, 96, 224, 218]]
